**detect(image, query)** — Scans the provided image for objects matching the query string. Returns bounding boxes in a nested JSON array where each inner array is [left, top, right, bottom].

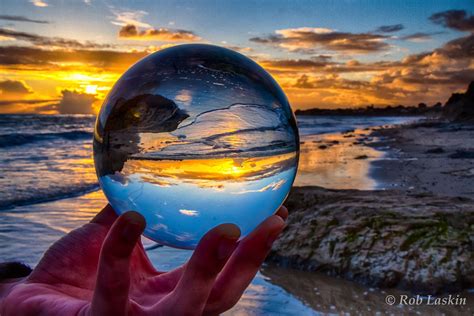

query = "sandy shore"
[[370, 120, 474, 198]]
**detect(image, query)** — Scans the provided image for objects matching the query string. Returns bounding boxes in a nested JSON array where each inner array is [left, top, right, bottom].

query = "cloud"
[[258, 30, 474, 108], [375, 24, 404, 33], [0, 99, 59, 114], [0, 28, 114, 49], [400, 32, 441, 42], [259, 58, 333, 73], [0, 46, 147, 72], [430, 10, 474, 32], [250, 27, 390, 54], [0, 15, 49, 24], [224, 45, 254, 54], [118, 24, 200, 42], [110, 9, 151, 28], [54, 90, 96, 114], [30, 0, 48, 7], [0, 80, 32, 96]]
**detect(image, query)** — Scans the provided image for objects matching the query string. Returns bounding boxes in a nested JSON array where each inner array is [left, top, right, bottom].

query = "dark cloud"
[[0, 46, 147, 72], [259, 58, 396, 75], [0, 15, 49, 24], [0, 28, 114, 49], [250, 27, 390, 53], [0, 80, 32, 95], [375, 24, 404, 33], [118, 24, 200, 41], [399, 69, 474, 85], [435, 33, 474, 59], [261, 59, 331, 70], [0, 99, 56, 106], [430, 10, 474, 32], [0, 99, 59, 114], [400, 32, 442, 42], [55, 90, 96, 114], [294, 74, 316, 89]]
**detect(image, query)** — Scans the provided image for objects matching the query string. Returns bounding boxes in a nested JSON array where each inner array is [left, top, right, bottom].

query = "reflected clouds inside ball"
[[93, 44, 299, 249]]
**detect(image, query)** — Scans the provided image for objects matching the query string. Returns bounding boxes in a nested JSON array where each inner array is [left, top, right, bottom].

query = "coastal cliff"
[[443, 81, 474, 122]]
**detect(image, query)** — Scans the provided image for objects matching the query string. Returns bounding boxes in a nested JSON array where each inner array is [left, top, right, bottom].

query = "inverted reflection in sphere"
[[94, 44, 299, 249]]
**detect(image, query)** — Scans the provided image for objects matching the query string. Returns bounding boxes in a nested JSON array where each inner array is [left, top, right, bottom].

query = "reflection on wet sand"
[[261, 266, 474, 315], [295, 130, 382, 190], [120, 151, 297, 190]]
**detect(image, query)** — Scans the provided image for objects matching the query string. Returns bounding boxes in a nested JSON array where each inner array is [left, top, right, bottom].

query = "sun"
[[85, 85, 98, 94]]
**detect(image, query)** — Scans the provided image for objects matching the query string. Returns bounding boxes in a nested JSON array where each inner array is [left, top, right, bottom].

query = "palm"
[[2, 205, 287, 316]]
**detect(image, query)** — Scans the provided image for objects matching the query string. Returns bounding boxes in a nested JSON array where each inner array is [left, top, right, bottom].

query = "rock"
[[425, 147, 445, 154], [94, 94, 189, 176], [268, 186, 474, 294], [318, 145, 328, 150], [449, 150, 474, 159], [354, 155, 369, 159], [443, 81, 474, 122]]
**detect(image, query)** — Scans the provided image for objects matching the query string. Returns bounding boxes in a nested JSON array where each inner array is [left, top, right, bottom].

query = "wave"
[[0, 183, 100, 211], [0, 131, 93, 148]]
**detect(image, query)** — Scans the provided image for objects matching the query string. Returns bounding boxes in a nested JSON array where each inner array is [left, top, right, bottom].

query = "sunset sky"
[[0, 0, 473, 114]]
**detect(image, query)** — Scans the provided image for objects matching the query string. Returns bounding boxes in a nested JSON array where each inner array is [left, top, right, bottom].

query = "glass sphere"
[[93, 44, 299, 249]]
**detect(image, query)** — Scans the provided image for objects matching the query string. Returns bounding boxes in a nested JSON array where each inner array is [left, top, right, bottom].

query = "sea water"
[[93, 44, 299, 248]]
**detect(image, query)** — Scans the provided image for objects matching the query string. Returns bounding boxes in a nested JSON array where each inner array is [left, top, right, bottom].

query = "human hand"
[[0, 204, 287, 315]]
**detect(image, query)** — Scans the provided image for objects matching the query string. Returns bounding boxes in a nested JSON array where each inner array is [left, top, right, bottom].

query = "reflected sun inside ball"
[[93, 44, 299, 249]]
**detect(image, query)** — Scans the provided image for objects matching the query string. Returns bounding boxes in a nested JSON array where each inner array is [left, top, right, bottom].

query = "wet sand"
[[262, 265, 474, 315], [296, 129, 384, 190], [369, 121, 474, 198]]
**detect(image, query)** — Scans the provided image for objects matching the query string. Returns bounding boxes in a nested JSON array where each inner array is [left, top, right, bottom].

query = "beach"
[[1, 114, 473, 314]]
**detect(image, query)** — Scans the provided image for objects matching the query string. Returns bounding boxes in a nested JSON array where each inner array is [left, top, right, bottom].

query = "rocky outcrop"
[[94, 94, 189, 176], [443, 81, 474, 121], [268, 186, 474, 294]]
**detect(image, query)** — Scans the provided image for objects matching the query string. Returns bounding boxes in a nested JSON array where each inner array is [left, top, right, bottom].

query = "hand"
[[0, 204, 287, 315]]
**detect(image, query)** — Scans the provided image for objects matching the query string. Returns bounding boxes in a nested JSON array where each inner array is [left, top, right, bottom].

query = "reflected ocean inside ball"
[[93, 44, 299, 249]]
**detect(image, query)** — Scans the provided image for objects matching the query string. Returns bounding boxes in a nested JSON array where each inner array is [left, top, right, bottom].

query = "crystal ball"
[[93, 44, 299, 249]]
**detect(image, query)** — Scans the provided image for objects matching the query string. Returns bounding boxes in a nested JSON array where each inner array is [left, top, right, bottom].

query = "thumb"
[[91, 211, 145, 316]]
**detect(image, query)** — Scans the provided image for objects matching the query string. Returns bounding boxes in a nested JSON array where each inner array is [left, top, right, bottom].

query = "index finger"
[[90, 204, 118, 228]]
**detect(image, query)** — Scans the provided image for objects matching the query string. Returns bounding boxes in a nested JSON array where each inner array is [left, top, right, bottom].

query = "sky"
[[0, 0, 473, 114]]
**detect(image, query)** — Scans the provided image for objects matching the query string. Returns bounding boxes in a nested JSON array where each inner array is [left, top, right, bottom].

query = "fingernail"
[[216, 224, 240, 260]]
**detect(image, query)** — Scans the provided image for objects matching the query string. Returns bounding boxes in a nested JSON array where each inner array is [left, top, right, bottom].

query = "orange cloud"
[[250, 27, 390, 54], [118, 24, 200, 42]]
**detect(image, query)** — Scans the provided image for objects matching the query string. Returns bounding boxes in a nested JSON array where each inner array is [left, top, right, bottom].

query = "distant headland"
[[295, 81, 474, 122]]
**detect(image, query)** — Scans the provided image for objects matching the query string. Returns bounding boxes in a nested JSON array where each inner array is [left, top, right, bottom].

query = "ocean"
[[0, 114, 416, 211], [0, 114, 418, 315]]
